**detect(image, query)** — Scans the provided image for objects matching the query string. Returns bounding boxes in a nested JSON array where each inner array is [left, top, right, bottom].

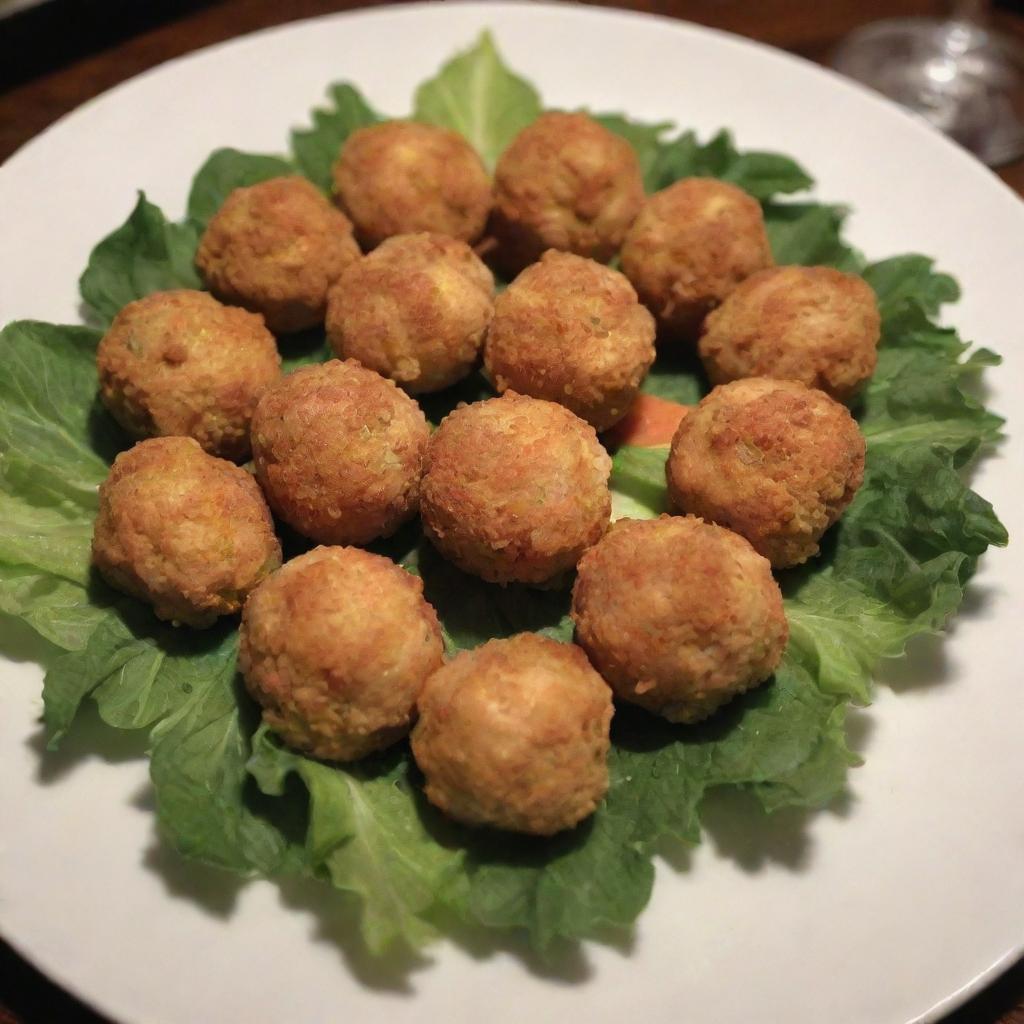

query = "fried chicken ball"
[[411, 633, 613, 835], [484, 250, 656, 430], [332, 121, 492, 248], [491, 112, 644, 271], [698, 265, 881, 401], [92, 437, 281, 627], [95, 290, 280, 461], [621, 178, 773, 340], [421, 392, 612, 586], [196, 175, 360, 333], [572, 515, 787, 723], [326, 233, 494, 393], [666, 378, 866, 567], [251, 360, 429, 545], [239, 546, 444, 762]]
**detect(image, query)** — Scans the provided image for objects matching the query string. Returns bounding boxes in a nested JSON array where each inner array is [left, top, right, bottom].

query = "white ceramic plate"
[[1, 4, 1022, 1022]]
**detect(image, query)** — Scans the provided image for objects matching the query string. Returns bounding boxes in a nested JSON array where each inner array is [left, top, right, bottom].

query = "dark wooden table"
[[0, 1, 1021, 1022]]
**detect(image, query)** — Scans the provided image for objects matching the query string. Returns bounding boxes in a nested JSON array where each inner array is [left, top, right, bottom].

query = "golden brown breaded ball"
[[96, 290, 281, 461], [620, 177, 773, 340], [421, 392, 612, 586], [572, 515, 787, 723], [239, 546, 444, 762], [490, 112, 644, 272], [326, 233, 494, 394], [484, 250, 656, 431], [92, 437, 281, 627], [195, 175, 360, 333], [698, 265, 881, 401], [332, 121, 492, 249], [411, 633, 613, 835], [666, 378, 865, 567], [251, 360, 430, 546]]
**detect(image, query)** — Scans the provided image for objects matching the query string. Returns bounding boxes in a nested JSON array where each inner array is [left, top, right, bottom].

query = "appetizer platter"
[[0, 6, 1021, 1024]]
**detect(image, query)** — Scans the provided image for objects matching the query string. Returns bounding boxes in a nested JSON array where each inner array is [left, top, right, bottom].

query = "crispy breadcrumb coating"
[[572, 514, 787, 722], [196, 176, 360, 333], [699, 265, 881, 401], [666, 378, 865, 567], [491, 112, 644, 271], [332, 121, 492, 248], [326, 232, 494, 393], [484, 249, 656, 430], [412, 633, 613, 835], [96, 289, 280, 461], [92, 437, 281, 627], [251, 360, 430, 545], [240, 546, 444, 761], [621, 177, 772, 340], [420, 392, 612, 585]]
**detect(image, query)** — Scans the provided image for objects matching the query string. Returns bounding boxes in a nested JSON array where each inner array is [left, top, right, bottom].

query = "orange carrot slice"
[[605, 393, 691, 448]]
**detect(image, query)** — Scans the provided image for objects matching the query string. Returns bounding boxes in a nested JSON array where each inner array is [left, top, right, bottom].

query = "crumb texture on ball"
[[491, 112, 644, 270], [699, 265, 881, 401], [421, 392, 612, 585], [92, 436, 281, 627], [484, 250, 656, 430], [572, 515, 787, 723], [196, 175, 360, 333], [251, 359, 430, 545], [326, 232, 494, 393], [666, 378, 866, 567], [96, 289, 281, 461], [332, 121, 492, 248], [621, 177, 773, 339], [240, 546, 444, 762], [411, 633, 613, 835]]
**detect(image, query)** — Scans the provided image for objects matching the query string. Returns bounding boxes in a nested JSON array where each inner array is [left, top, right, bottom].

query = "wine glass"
[[832, 0, 1024, 166]]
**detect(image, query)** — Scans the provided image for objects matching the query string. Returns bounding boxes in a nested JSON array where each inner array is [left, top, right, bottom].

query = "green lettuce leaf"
[[406, 541, 572, 652], [763, 201, 863, 270], [862, 254, 960, 318], [858, 256, 1002, 456], [0, 492, 94, 584], [0, 321, 118, 506], [594, 119, 853, 272], [640, 347, 707, 404], [250, 728, 463, 952], [606, 251, 1005, 783], [291, 83, 382, 193], [413, 30, 542, 168], [628, 258, 1004, 714], [0, 321, 108, 668], [594, 118, 816, 204], [0, 316, 299, 874], [0, 38, 1008, 960], [0, 567, 104, 652], [456, 785, 656, 950], [187, 148, 294, 228], [44, 608, 300, 874], [592, 115, 673, 192], [783, 572, 924, 704], [860, 347, 1002, 457], [79, 193, 202, 326], [751, 702, 857, 811], [455, 657, 851, 950], [783, 440, 1006, 706], [278, 328, 332, 374], [608, 445, 670, 520], [0, 321, 111, 646], [651, 128, 813, 199]]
